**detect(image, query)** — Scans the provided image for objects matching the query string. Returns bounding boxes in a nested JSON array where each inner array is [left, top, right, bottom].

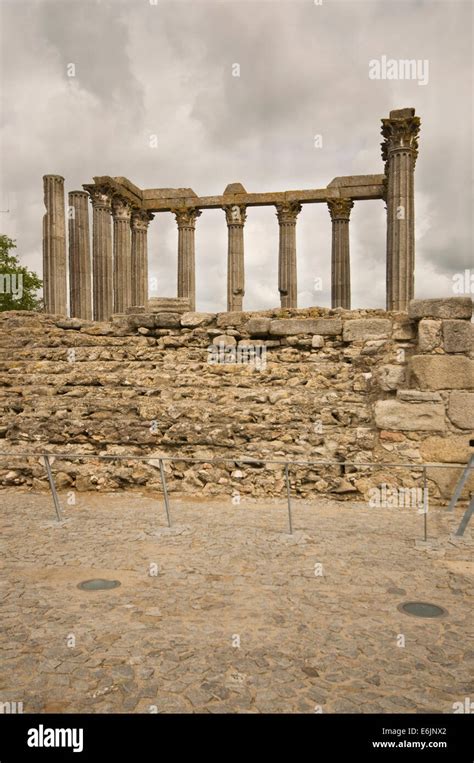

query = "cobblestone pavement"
[[1, 490, 473, 714]]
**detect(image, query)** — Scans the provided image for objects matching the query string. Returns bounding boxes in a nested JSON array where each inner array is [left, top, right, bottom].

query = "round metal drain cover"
[[78, 579, 121, 591], [398, 601, 447, 619]]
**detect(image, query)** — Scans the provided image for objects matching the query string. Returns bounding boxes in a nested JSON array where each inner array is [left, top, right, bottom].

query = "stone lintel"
[[327, 174, 385, 188], [92, 176, 143, 207], [141, 184, 384, 213]]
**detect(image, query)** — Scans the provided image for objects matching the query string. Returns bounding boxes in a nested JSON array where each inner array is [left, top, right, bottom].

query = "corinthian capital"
[[327, 198, 354, 221], [275, 202, 302, 225], [173, 207, 202, 228], [111, 197, 132, 221], [381, 112, 421, 165], [87, 186, 112, 211], [131, 209, 154, 231], [224, 204, 247, 225]]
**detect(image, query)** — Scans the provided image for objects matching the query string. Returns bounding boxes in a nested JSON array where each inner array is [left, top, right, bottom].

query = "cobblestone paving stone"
[[1, 490, 473, 713]]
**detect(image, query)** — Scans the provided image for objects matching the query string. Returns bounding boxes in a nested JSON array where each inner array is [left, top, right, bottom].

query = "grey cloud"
[[0, 0, 472, 311]]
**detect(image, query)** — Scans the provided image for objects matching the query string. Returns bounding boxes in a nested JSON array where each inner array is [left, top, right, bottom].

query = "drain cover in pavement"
[[78, 579, 121, 591], [398, 601, 447, 618]]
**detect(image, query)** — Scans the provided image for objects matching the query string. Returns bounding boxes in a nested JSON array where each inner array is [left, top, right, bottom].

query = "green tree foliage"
[[0, 235, 43, 311]]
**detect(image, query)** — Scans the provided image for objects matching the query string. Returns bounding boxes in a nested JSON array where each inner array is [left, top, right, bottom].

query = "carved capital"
[[275, 202, 302, 225], [223, 204, 247, 226], [381, 115, 421, 166], [131, 209, 154, 232], [173, 207, 202, 228], [88, 187, 112, 211], [327, 198, 354, 221], [111, 196, 132, 221]]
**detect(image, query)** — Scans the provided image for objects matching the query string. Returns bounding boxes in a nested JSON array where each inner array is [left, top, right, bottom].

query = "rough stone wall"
[[0, 297, 472, 502]]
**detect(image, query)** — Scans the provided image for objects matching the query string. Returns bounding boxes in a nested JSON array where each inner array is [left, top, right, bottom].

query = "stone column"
[[112, 197, 132, 314], [131, 209, 154, 309], [88, 188, 113, 322], [327, 198, 353, 309], [224, 204, 246, 311], [43, 175, 67, 315], [68, 191, 92, 320], [381, 108, 421, 312], [174, 208, 201, 311], [275, 202, 301, 308]]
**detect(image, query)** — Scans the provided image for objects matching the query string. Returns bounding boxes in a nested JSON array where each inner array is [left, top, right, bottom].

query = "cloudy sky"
[[0, 0, 472, 313]]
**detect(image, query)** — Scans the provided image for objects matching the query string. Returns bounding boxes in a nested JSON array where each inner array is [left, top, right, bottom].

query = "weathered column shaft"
[[112, 198, 132, 314], [68, 191, 92, 320], [276, 202, 301, 308], [88, 189, 113, 322], [131, 210, 153, 308], [224, 205, 246, 311], [174, 208, 201, 311], [382, 108, 420, 311], [43, 175, 67, 315], [328, 199, 353, 309]]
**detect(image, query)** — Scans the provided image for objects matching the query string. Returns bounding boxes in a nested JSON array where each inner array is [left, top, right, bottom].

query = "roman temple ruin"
[[42, 107, 421, 319]]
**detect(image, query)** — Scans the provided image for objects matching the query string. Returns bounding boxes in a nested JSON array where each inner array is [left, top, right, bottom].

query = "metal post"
[[455, 496, 474, 537], [285, 462, 293, 535], [43, 456, 63, 522], [159, 458, 172, 528], [447, 454, 474, 511], [423, 466, 428, 542]]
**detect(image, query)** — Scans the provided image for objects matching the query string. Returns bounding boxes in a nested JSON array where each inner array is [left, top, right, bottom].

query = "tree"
[[0, 235, 43, 311]]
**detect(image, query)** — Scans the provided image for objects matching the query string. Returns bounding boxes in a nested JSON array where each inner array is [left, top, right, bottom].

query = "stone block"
[[342, 319, 391, 342], [311, 335, 324, 349], [245, 318, 271, 336], [212, 335, 237, 346], [127, 314, 155, 330], [148, 297, 191, 314], [181, 312, 214, 328], [374, 400, 446, 431], [417, 319, 441, 352], [55, 318, 83, 330], [442, 320, 472, 353], [216, 312, 248, 328], [377, 365, 406, 391], [447, 391, 474, 429], [269, 318, 341, 336], [153, 313, 181, 328], [410, 356, 474, 390], [311, 318, 342, 335], [426, 466, 474, 499], [392, 320, 415, 340], [396, 389, 442, 402], [408, 297, 472, 321], [420, 434, 472, 463]]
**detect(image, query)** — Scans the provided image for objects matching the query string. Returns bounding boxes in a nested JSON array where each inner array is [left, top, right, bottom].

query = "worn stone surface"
[[343, 319, 391, 342], [1, 491, 472, 714], [153, 313, 181, 329], [408, 297, 473, 321], [269, 319, 341, 336], [410, 356, 474, 390], [148, 298, 191, 314], [420, 435, 473, 463], [374, 401, 446, 431], [442, 320, 472, 354], [245, 318, 271, 336], [417, 320, 441, 352], [180, 312, 214, 328], [396, 390, 442, 402], [376, 365, 406, 391], [447, 392, 474, 430]]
